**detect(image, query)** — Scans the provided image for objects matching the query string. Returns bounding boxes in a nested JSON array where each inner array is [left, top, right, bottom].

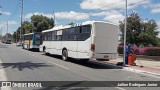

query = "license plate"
[[104, 55, 109, 59]]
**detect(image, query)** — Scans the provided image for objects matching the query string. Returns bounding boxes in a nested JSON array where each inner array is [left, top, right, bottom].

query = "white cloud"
[[0, 21, 18, 28], [55, 11, 89, 20], [8, 21, 18, 25], [80, 0, 150, 24], [157, 21, 160, 37], [91, 12, 106, 16], [151, 8, 160, 14], [144, 3, 160, 8], [144, 3, 160, 14], [0, 11, 11, 16], [24, 12, 52, 19], [24, 11, 89, 21], [91, 10, 124, 24], [80, 0, 150, 10]]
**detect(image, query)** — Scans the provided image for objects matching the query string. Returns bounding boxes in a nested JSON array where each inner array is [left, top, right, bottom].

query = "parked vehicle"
[[40, 21, 119, 61], [22, 32, 42, 50]]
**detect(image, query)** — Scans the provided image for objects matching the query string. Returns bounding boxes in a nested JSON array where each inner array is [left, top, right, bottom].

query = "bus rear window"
[[35, 34, 41, 40]]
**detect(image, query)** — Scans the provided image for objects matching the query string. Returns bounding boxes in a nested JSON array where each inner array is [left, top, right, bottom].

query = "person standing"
[[125, 44, 133, 64]]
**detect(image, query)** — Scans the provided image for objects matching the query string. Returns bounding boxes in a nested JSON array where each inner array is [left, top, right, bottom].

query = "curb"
[[91, 60, 123, 69], [124, 67, 160, 76]]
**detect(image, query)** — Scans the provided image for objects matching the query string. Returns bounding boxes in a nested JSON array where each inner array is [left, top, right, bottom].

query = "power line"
[[56, 0, 124, 23], [56, 0, 147, 24]]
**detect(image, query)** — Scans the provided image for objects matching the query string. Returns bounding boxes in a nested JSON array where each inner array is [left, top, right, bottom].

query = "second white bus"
[[40, 21, 119, 61]]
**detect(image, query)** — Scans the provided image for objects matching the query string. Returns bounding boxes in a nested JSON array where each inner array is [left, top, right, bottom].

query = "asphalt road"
[[0, 43, 160, 90]]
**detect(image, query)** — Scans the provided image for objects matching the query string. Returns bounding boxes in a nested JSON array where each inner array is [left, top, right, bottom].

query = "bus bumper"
[[90, 53, 118, 61], [32, 45, 40, 49]]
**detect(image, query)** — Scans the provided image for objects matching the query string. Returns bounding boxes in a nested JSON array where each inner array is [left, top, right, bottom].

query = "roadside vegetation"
[[119, 12, 160, 57], [12, 15, 54, 42]]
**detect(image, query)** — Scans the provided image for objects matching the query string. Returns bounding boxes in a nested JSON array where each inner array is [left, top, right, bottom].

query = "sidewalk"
[[105, 56, 160, 76]]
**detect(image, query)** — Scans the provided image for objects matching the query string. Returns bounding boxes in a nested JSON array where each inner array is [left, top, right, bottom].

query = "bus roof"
[[42, 21, 117, 33], [23, 32, 41, 36]]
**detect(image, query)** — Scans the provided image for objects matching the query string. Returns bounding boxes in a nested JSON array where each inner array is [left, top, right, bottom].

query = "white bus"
[[40, 21, 119, 61]]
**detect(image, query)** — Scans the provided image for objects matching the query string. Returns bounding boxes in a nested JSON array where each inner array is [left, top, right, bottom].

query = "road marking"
[[115, 87, 126, 90], [0, 58, 12, 90], [124, 68, 160, 79], [47, 60, 69, 70]]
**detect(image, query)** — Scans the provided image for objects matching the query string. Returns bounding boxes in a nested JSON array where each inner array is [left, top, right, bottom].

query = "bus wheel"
[[62, 50, 68, 61], [43, 48, 47, 55], [22, 46, 24, 49], [27, 45, 29, 50]]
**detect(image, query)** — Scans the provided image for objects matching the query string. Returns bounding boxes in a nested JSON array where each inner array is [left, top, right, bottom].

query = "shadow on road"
[[44, 54, 122, 69], [0, 61, 53, 71]]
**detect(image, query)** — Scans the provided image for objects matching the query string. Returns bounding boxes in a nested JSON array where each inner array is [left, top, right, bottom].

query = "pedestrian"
[[125, 44, 133, 64]]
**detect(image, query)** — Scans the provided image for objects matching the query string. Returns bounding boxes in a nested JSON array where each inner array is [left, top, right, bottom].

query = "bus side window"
[[69, 27, 78, 41], [51, 31, 56, 41], [56, 30, 62, 41], [78, 25, 91, 41], [44, 32, 48, 41], [30, 35, 33, 40], [40, 34, 43, 44], [47, 32, 52, 41], [26, 35, 28, 40], [82, 25, 91, 33], [62, 29, 69, 41]]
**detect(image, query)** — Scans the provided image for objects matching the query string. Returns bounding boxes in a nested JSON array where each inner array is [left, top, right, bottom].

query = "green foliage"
[[12, 32, 16, 42], [68, 22, 75, 25], [22, 21, 34, 34], [14, 15, 55, 41], [117, 46, 124, 54], [146, 48, 160, 56], [31, 15, 54, 32], [119, 12, 159, 46]]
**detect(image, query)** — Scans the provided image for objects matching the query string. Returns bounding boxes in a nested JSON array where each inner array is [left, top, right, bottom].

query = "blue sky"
[[0, 0, 160, 37]]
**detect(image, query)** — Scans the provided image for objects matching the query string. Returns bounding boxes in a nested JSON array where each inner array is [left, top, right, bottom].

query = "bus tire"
[[27, 45, 29, 50], [43, 47, 47, 55], [62, 49, 68, 61], [81, 59, 89, 63]]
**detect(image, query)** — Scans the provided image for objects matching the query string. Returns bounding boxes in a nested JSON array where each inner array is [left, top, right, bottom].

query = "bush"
[[118, 45, 124, 54], [145, 47, 160, 56], [117, 45, 160, 56]]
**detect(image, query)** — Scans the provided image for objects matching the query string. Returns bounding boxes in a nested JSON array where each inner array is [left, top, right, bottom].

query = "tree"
[[14, 14, 55, 42], [119, 12, 159, 46], [12, 32, 16, 42], [140, 20, 159, 46], [22, 21, 35, 34], [31, 15, 54, 32], [68, 22, 75, 25], [12, 27, 21, 42]]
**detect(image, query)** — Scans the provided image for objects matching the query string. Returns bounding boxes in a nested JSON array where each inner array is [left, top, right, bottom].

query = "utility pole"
[[0, 5, 2, 36], [53, 10, 56, 26], [0, 27, 2, 36], [0, 27, 2, 40], [6, 21, 8, 38], [123, 0, 127, 66], [16, 30, 17, 43], [20, 0, 23, 41], [0, 5, 2, 41]]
